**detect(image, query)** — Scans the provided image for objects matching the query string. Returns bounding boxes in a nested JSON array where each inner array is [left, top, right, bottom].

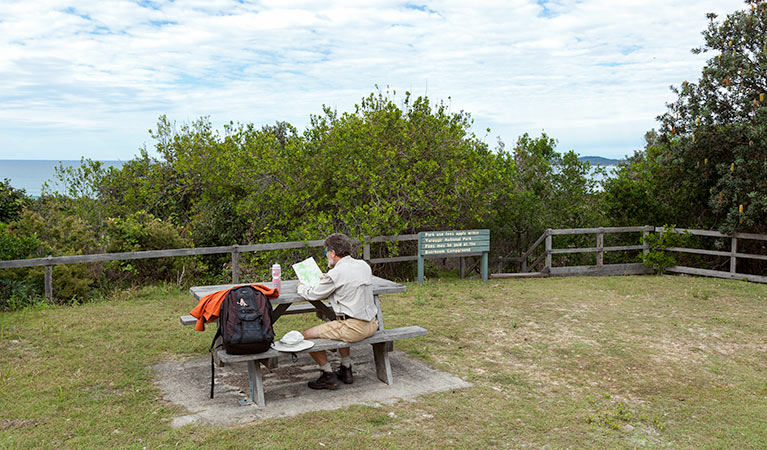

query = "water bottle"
[[271, 263, 281, 292]]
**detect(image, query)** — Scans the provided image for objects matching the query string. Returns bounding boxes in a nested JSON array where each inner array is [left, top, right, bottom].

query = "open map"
[[292, 257, 324, 288]]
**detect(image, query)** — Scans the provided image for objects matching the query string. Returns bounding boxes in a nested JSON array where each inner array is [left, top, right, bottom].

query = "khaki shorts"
[[316, 317, 379, 342]]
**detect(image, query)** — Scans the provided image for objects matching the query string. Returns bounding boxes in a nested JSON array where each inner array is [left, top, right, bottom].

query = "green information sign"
[[417, 229, 490, 283]]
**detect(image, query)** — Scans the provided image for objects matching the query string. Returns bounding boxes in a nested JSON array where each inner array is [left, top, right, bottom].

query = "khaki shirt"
[[297, 255, 377, 321]]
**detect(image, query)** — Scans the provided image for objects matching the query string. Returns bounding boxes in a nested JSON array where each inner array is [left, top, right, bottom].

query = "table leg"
[[213, 335, 224, 367], [374, 294, 393, 351], [240, 360, 265, 407], [372, 342, 393, 385], [268, 304, 291, 369], [272, 303, 290, 321], [309, 300, 335, 321], [374, 294, 384, 331]]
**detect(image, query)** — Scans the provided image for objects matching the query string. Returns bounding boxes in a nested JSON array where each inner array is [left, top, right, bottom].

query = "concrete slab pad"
[[152, 351, 471, 427]]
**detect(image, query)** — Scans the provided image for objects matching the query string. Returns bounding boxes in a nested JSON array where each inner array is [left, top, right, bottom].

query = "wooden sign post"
[[417, 229, 490, 284]]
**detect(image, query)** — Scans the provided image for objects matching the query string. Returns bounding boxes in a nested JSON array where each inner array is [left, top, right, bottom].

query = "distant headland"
[[577, 156, 623, 166]]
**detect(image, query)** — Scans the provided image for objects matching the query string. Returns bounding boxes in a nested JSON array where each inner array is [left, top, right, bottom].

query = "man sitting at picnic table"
[[297, 233, 378, 390]]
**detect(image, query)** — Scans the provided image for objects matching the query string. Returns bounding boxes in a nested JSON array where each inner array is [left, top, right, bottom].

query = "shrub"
[[641, 225, 693, 274], [0, 222, 41, 261], [104, 210, 198, 284], [0, 222, 44, 310], [0, 179, 30, 224], [0, 205, 100, 306]]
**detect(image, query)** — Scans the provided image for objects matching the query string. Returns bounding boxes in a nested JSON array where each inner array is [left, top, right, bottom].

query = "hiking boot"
[[335, 364, 353, 384], [308, 371, 338, 390]]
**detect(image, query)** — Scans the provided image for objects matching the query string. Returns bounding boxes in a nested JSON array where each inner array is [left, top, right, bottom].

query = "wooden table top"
[[189, 276, 407, 304]]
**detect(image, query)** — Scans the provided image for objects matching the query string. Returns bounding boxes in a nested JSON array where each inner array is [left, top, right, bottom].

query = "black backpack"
[[209, 285, 274, 398]]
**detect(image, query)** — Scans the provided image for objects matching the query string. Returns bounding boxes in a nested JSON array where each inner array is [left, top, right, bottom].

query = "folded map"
[[292, 257, 324, 288]]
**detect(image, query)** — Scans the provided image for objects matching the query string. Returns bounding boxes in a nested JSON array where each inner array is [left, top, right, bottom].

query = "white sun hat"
[[272, 330, 314, 352]]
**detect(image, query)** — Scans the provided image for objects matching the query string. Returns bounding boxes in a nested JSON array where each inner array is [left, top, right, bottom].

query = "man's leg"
[[303, 325, 337, 390], [334, 317, 378, 384], [303, 324, 329, 365], [336, 347, 353, 384], [305, 323, 351, 364]]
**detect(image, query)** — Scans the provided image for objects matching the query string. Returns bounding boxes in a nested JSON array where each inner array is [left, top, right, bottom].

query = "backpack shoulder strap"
[[209, 290, 228, 352], [209, 303, 224, 399], [210, 352, 216, 399]]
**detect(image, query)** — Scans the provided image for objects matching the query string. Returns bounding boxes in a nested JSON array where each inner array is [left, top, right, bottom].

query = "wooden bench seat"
[[220, 325, 427, 407]]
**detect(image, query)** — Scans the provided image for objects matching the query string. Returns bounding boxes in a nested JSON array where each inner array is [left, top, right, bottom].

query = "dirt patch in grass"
[[1, 419, 38, 430]]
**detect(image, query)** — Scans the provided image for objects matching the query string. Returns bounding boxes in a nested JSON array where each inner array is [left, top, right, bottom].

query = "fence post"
[[730, 237, 738, 274], [44, 256, 53, 303], [231, 245, 240, 284], [596, 228, 604, 266], [363, 237, 371, 261], [417, 232, 425, 284], [643, 226, 651, 257], [544, 230, 552, 273]]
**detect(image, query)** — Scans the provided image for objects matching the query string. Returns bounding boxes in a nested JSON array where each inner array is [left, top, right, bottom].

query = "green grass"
[[2, 275, 767, 448]]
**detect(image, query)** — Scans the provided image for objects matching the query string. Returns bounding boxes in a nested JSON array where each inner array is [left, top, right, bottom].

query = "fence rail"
[[4, 226, 767, 302]]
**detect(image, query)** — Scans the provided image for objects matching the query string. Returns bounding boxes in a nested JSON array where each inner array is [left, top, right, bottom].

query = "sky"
[[0, 0, 747, 161]]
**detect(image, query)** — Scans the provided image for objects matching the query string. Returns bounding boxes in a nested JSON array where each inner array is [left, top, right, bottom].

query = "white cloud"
[[0, 0, 745, 160]]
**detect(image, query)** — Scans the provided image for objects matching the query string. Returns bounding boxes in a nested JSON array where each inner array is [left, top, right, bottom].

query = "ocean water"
[[0, 160, 124, 198], [590, 165, 618, 187]]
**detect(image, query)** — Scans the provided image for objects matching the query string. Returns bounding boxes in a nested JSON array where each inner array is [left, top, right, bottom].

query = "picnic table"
[[188, 276, 407, 330], [183, 276, 427, 407]]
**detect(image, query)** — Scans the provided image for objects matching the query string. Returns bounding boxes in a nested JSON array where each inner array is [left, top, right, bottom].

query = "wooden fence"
[[3, 226, 767, 301], [0, 235, 423, 301], [491, 226, 767, 283], [655, 226, 767, 284]]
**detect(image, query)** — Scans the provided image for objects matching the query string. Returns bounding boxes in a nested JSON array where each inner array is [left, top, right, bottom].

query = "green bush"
[[0, 179, 30, 224], [0, 222, 41, 261], [5, 206, 99, 303], [641, 225, 693, 274], [104, 210, 199, 284], [0, 222, 44, 310]]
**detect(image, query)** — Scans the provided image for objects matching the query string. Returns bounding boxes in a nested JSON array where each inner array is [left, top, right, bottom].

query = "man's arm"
[[297, 275, 336, 301]]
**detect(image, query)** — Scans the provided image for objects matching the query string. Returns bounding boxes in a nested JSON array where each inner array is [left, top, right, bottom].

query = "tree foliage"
[[606, 0, 767, 234], [2, 90, 603, 307], [488, 133, 604, 258]]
